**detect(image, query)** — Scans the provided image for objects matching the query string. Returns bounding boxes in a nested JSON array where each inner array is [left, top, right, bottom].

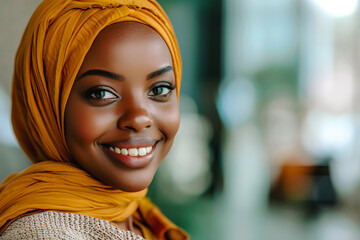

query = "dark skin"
[[64, 22, 180, 234]]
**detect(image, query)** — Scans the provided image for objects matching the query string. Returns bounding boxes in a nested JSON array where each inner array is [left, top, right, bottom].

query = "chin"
[[115, 181, 152, 192], [109, 172, 156, 192]]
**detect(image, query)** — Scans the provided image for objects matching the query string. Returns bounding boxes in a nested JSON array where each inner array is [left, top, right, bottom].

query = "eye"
[[149, 86, 170, 96], [84, 87, 118, 102], [89, 89, 117, 100], [148, 82, 175, 98]]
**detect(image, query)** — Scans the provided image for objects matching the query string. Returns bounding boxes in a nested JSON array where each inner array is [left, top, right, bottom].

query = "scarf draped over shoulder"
[[0, 162, 188, 239], [2, 0, 186, 239]]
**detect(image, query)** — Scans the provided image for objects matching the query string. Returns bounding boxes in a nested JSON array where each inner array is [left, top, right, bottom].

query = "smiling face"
[[64, 22, 180, 192]]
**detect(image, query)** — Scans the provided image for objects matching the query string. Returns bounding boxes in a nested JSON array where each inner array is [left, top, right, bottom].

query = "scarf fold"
[[136, 199, 189, 240], [0, 162, 188, 239]]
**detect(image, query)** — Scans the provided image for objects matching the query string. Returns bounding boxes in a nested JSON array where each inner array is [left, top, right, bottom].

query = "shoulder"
[[0, 211, 144, 240]]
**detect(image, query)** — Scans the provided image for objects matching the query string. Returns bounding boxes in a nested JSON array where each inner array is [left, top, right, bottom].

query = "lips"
[[101, 138, 157, 168]]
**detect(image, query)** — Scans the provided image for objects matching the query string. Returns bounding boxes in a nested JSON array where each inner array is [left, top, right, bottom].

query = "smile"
[[107, 145, 153, 157], [102, 142, 157, 169]]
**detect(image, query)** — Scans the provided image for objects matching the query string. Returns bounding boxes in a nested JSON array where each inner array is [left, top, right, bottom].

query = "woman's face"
[[65, 22, 180, 192]]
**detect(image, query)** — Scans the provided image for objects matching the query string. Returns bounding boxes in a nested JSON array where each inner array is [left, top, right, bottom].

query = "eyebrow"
[[77, 65, 173, 81], [77, 69, 123, 81], [146, 66, 173, 80]]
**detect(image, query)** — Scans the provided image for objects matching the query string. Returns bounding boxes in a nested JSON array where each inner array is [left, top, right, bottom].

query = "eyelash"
[[84, 87, 118, 102], [148, 82, 176, 99]]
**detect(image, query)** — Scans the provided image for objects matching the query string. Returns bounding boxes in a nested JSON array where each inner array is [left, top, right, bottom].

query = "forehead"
[[97, 21, 162, 42], [79, 21, 173, 73]]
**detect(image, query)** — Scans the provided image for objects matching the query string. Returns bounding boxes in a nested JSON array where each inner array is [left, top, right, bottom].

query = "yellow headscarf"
[[12, 0, 182, 163], [1, 0, 187, 239]]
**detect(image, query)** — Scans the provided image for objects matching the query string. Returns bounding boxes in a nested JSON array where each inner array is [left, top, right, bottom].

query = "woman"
[[0, 0, 188, 239]]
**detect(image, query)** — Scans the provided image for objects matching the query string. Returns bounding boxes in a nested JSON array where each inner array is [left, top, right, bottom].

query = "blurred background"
[[1, 0, 360, 239]]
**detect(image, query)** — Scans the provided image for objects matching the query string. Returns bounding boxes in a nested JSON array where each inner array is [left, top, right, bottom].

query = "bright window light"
[[311, 0, 358, 17]]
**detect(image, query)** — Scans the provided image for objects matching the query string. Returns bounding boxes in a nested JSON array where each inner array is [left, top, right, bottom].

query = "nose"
[[117, 98, 153, 132]]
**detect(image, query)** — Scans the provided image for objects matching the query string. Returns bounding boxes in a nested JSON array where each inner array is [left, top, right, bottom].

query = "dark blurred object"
[[270, 162, 338, 214]]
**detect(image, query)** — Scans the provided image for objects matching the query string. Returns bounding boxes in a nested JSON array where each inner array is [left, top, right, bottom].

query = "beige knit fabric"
[[0, 211, 146, 240]]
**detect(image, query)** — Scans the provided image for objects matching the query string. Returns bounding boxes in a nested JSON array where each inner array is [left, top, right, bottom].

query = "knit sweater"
[[0, 211, 145, 240]]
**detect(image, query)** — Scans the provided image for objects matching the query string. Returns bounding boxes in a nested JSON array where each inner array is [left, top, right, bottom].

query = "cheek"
[[65, 97, 113, 147], [155, 101, 180, 142]]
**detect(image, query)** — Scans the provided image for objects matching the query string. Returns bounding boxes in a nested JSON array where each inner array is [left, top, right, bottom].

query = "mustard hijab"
[[0, 0, 186, 239], [12, 0, 182, 163]]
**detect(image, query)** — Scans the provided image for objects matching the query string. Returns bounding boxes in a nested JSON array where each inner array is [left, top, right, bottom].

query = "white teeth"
[[138, 148, 147, 156], [108, 145, 153, 156], [146, 147, 152, 153], [128, 148, 138, 156], [120, 148, 128, 155], [115, 147, 121, 154]]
